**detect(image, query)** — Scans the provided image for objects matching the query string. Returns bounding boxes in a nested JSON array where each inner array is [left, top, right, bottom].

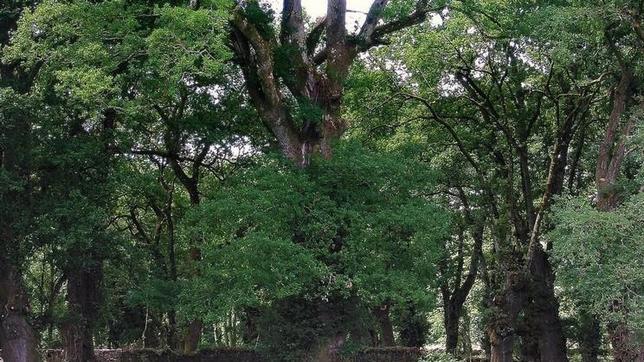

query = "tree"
[[550, 193, 643, 362], [180, 143, 450, 359], [230, 0, 446, 165], [0, 1, 41, 360], [343, 2, 623, 358], [2, 0, 640, 360], [5, 0, 240, 354]]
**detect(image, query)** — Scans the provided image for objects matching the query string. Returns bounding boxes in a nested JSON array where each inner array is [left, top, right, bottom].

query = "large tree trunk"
[[488, 271, 526, 362], [529, 248, 568, 362], [61, 260, 102, 362], [228, 1, 440, 357], [0, 260, 40, 362], [230, 0, 433, 167], [578, 312, 600, 362], [0, 111, 39, 361], [521, 77, 586, 361], [0, 25, 39, 357], [182, 320, 203, 353], [373, 305, 394, 346], [1, 8, 38, 355], [58, 110, 114, 361], [518, 304, 540, 362], [489, 327, 515, 362]]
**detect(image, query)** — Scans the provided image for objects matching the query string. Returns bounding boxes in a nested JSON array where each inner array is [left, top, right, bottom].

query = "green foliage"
[[549, 193, 644, 334], [3, 0, 642, 356], [241, 0, 275, 38], [145, 2, 231, 89], [177, 142, 449, 355], [182, 142, 449, 315]]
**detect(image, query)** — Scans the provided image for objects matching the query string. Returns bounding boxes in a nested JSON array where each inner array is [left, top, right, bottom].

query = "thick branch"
[[597, 70, 635, 187], [371, 3, 429, 40], [231, 9, 281, 108], [358, 0, 389, 42], [306, 16, 327, 55]]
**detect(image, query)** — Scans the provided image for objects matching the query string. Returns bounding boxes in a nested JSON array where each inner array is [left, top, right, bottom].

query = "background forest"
[[0, 0, 642, 361]]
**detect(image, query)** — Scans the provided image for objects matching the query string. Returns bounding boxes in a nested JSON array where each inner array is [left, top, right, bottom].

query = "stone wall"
[[2, 347, 430, 362], [42, 348, 262, 362]]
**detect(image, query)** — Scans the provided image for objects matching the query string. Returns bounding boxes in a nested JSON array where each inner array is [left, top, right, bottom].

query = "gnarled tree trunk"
[[488, 271, 526, 362], [527, 248, 568, 362], [230, 0, 433, 167]]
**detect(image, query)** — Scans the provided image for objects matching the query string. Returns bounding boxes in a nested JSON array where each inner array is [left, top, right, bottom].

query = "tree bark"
[[440, 192, 485, 356], [518, 305, 540, 362], [488, 271, 526, 362], [373, 305, 394, 346], [522, 74, 589, 362], [444, 303, 460, 354], [1, 7, 39, 355], [608, 319, 643, 362], [578, 312, 600, 362], [58, 110, 115, 361], [0, 260, 40, 362], [182, 319, 203, 353], [61, 259, 102, 362], [0, 103, 39, 361], [530, 259, 567, 361], [594, 67, 641, 361], [595, 70, 633, 211], [230, 0, 434, 166]]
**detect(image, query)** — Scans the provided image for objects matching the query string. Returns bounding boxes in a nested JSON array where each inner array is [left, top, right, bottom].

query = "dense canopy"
[[0, 0, 642, 361]]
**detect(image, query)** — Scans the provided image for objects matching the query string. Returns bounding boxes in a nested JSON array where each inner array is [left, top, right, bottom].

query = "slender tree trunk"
[[459, 309, 473, 356], [444, 301, 461, 354], [594, 67, 641, 361], [165, 149, 205, 353], [165, 200, 178, 349], [167, 310, 177, 349], [0, 260, 40, 362], [479, 253, 493, 361]]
